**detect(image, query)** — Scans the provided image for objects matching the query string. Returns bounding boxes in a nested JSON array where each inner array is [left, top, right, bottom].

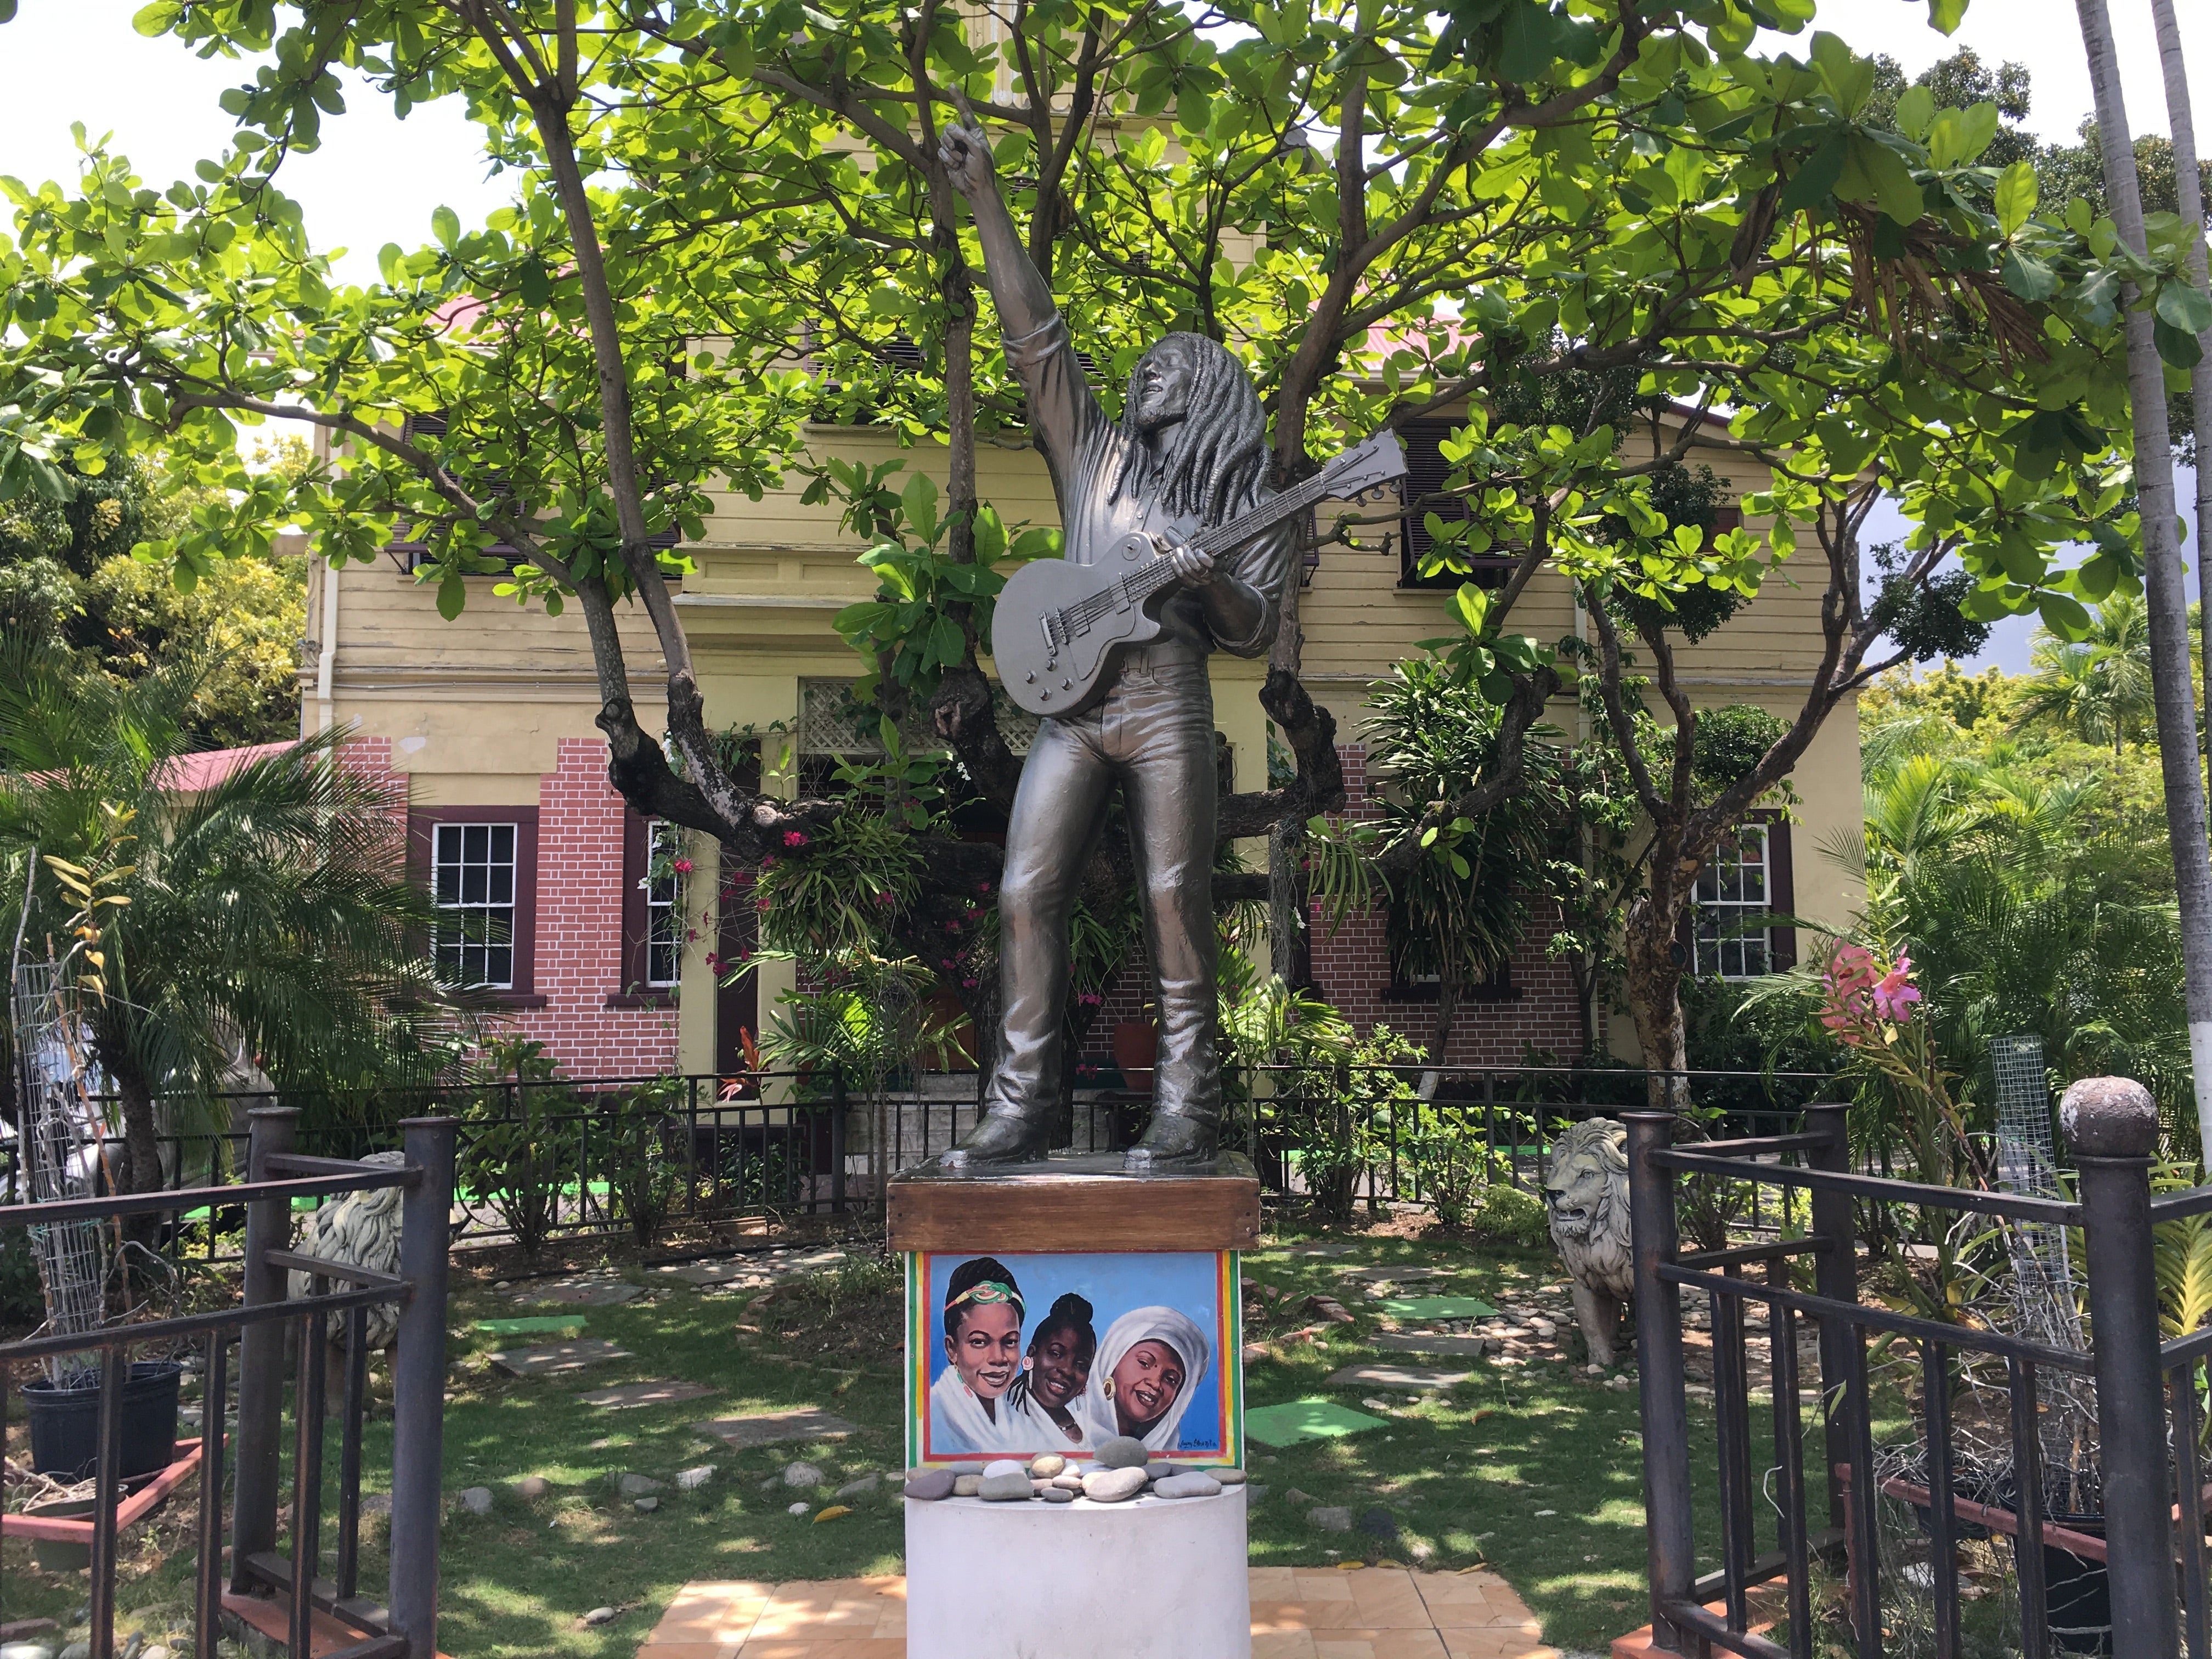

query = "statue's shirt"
[[1004, 317, 1297, 663]]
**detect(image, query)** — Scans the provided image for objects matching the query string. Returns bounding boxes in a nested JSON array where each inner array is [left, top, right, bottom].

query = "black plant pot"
[[2017, 1514, 2110, 1657], [21, 1360, 185, 1482]]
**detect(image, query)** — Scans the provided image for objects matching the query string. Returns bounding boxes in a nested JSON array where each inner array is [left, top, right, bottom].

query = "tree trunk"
[[2152, 0, 2212, 800], [2076, 0, 2212, 1154], [107, 1059, 163, 1199], [1624, 896, 1692, 1115], [1266, 494, 1314, 991]]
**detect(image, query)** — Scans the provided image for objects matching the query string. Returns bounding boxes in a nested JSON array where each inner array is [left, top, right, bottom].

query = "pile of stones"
[[902, 1436, 1248, 1505]]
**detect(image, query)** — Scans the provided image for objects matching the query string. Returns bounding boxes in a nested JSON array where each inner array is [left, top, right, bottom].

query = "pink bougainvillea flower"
[[705, 952, 723, 970], [962, 977, 979, 989], [759, 854, 776, 870], [783, 830, 808, 848], [874, 890, 895, 907], [1873, 953, 1922, 1022], [672, 857, 693, 874]]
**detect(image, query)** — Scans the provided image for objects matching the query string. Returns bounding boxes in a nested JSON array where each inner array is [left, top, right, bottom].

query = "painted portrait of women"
[[928, 1256, 1029, 1453], [1081, 1306, 1211, 1453]]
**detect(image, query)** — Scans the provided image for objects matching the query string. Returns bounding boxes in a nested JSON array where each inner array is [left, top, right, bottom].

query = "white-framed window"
[[645, 822, 681, 988], [431, 822, 518, 988], [1694, 823, 1774, 979]]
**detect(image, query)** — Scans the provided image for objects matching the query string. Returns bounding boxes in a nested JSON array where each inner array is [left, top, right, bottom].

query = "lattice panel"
[[799, 679, 1036, 758]]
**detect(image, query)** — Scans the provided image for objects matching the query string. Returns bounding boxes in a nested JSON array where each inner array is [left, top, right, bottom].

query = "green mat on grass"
[[1243, 1398, 1389, 1447], [1374, 1296, 1498, 1319]]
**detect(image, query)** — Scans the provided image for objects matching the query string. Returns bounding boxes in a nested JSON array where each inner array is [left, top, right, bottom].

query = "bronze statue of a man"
[[937, 120, 1298, 1171]]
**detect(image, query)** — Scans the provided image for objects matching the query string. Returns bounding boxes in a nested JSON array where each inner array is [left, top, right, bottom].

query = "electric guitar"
[[991, 428, 1407, 718]]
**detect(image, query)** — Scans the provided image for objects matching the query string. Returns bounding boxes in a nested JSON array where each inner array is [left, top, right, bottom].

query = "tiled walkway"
[[637, 1566, 1560, 1658]]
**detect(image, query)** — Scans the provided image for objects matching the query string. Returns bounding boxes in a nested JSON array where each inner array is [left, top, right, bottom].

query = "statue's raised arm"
[[939, 120, 1059, 343]]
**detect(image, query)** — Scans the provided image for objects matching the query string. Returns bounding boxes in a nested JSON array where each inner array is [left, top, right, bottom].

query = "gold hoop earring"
[[1102, 1379, 1115, 1401]]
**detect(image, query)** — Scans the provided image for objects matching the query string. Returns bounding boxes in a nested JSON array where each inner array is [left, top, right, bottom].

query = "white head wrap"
[[1080, 1305, 1211, 1452]]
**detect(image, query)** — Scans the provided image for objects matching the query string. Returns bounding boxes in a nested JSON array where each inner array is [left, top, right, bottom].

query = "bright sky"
[[0, 0, 2205, 672]]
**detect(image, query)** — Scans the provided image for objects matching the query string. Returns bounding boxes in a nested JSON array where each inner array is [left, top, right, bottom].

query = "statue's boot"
[[942, 1107, 1054, 1169], [1122, 1107, 1218, 1172]]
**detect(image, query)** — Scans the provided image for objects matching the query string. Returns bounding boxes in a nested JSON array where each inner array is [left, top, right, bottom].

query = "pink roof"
[[154, 742, 297, 794]]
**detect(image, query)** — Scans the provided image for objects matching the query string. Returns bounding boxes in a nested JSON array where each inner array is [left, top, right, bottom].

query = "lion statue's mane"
[[1543, 1117, 1634, 1365]]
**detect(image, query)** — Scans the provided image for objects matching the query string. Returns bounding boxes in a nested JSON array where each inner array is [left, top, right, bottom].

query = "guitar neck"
[[1122, 467, 1342, 605]]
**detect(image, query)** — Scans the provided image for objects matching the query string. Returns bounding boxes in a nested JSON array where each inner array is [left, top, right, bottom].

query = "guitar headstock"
[[1322, 429, 1408, 501]]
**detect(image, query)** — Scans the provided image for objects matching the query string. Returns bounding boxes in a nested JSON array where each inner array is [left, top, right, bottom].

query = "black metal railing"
[[1629, 1097, 2188, 1659], [5, 1065, 1840, 1257], [0, 1112, 454, 1659]]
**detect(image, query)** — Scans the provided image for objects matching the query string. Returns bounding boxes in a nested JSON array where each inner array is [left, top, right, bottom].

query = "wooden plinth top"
[[887, 1150, 1260, 1254]]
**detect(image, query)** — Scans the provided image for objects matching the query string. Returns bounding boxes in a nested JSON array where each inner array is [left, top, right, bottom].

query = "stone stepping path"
[[490, 1339, 635, 1378], [1369, 1332, 1492, 1359], [1325, 1361, 1474, 1391], [658, 1261, 778, 1288], [653, 1248, 847, 1289], [579, 1380, 718, 1410], [516, 1277, 642, 1307], [1335, 1265, 1447, 1285], [693, 1408, 862, 1449]]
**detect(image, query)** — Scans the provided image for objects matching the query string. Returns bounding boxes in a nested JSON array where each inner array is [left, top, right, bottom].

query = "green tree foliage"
[[2007, 591, 2155, 754], [1750, 658, 2194, 1150], [0, 444, 306, 745], [4, 0, 2210, 1091], [0, 642, 477, 1193]]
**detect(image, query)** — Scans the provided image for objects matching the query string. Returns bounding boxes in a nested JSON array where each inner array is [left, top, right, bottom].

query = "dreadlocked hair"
[[1107, 332, 1269, 528]]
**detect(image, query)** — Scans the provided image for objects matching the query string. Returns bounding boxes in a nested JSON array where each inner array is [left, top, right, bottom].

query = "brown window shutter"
[[1760, 809, 1797, 970]]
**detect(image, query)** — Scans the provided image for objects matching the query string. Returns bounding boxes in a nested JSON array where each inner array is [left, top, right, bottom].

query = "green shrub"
[[0, 1231, 44, 1327], [606, 1076, 687, 1248], [1402, 1115, 1510, 1229], [458, 1038, 586, 1265], [1460, 1183, 1554, 1249]]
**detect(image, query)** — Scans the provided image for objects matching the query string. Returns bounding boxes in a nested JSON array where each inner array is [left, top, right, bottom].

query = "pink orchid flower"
[[1872, 953, 1922, 1023]]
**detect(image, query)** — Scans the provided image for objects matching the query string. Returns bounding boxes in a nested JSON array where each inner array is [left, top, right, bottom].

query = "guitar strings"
[[1047, 464, 1355, 638]]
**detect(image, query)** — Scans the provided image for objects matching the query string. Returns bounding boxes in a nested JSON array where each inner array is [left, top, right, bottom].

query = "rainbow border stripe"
[[904, 1250, 1243, 1468]]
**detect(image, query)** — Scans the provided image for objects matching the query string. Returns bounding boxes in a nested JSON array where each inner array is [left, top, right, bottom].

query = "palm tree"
[[2073, 0, 2212, 1160], [0, 641, 465, 1198], [2148, 0, 2212, 771], [2009, 594, 2155, 755]]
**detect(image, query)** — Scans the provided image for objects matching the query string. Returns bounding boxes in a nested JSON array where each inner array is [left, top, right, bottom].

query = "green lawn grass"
[[2, 1221, 1820, 1657]]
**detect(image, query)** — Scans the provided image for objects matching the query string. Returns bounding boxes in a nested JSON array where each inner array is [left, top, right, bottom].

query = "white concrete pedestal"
[[905, 1487, 1251, 1658]]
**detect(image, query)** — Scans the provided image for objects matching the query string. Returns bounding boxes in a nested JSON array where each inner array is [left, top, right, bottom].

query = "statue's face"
[[1131, 342, 1195, 435], [1543, 1147, 1616, 1242]]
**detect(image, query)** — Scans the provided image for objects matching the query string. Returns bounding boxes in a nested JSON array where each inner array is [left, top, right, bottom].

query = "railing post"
[[2064, 1077, 2176, 1659], [1627, 1110, 1693, 1652], [230, 1105, 296, 1590], [388, 1117, 456, 1659], [1803, 1101, 1858, 1530]]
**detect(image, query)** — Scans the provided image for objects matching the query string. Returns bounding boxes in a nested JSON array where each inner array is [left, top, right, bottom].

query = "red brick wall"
[[1081, 741, 1603, 1071], [507, 738, 682, 1076], [354, 736, 681, 1079]]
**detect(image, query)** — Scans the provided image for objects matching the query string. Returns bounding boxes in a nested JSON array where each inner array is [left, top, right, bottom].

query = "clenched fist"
[[938, 120, 994, 198]]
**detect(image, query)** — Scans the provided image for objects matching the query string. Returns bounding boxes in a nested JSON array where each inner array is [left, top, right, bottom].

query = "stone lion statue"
[[1543, 1118, 1633, 1365]]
